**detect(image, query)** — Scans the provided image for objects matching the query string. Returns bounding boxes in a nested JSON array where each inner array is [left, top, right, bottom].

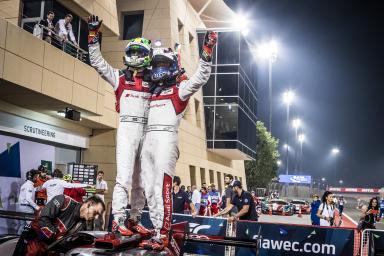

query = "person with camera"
[[358, 197, 379, 230], [317, 191, 336, 226]]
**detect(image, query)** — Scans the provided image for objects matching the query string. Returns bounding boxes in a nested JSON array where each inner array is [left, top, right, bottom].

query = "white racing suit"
[[89, 43, 151, 221], [141, 59, 212, 235]]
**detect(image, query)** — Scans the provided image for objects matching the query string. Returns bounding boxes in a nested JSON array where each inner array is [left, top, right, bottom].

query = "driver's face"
[[84, 203, 104, 221]]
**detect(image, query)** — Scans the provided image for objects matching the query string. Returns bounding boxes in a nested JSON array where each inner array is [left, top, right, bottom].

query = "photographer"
[[358, 197, 379, 230], [317, 191, 335, 227]]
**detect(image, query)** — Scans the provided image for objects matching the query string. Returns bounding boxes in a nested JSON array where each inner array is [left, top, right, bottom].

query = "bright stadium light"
[[331, 147, 340, 155], [230, 12, 250, 35], [257, 40, 278, 61], [282, 90, 295, 106], [298, 133, 305, 143], [292, 118, 302, 129]]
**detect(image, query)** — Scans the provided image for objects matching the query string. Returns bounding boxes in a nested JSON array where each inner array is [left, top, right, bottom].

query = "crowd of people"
[[310, 190, 383, 231], [17, 166, 109, 228], [172, 174, 258, 222]]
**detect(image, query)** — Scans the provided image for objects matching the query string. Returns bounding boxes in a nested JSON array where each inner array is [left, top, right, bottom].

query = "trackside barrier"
[[133, 211, 359, 256], [360, 229, 384, 256]]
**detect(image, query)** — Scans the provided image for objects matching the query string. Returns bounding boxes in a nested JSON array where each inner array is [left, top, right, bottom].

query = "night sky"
[[225, 0, 384, 187]]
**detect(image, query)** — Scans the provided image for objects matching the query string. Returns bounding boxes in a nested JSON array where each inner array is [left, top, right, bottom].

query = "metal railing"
[[23, 21, 88, 63], [360, 228, 384, 256]]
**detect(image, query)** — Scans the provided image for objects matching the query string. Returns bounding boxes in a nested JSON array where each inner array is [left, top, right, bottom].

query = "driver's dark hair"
[[321, 191, 333, 203], [85, 195, 106, 212]]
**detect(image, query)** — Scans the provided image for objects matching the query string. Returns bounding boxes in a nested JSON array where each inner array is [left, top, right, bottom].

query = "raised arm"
[[178, 31, 217, 101], [88, 15, 119, 89]]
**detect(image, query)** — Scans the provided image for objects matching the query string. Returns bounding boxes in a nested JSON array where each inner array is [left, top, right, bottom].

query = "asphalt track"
[[258, 210, 357, 228]]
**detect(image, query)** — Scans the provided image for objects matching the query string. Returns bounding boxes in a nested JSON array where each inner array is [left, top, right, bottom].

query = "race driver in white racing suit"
[[139, 31, 217, 250], [87, 15, 151, 236]]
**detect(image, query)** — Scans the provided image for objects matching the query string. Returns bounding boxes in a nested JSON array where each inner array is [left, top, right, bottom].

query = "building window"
[[195, 99, 202, 128], [123, 11, 144, 40], [200, 168, 206, 186], [189, 165, 196, 186], [209, 169, 214, 184], [217, 171, 222, 192]]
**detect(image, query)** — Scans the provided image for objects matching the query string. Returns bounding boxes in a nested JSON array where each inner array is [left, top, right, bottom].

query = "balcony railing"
[[22, 21, 88, 63]]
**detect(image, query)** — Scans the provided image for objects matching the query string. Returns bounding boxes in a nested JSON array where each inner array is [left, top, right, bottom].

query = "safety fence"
[[0, 209, 369, 256], [360, 229, 384, 256], [137, 211, 361, 256]]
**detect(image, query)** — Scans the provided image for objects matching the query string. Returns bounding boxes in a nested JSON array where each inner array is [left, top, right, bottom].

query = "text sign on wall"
[[0, 112, 89, 148]]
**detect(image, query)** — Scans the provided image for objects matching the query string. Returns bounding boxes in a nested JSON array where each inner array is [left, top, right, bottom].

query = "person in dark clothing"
[[39, 11, 55, 44], [221, 174, 237, 215], [359, 197, 379, 230], [13, 195, 105, 256], [215, 180, 258, 221], [172, 176, 196, 216], [310, 194, 321, 225]]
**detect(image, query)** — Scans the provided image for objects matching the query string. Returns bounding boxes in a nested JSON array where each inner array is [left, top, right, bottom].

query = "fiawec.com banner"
[[235, 221, 355, 256]]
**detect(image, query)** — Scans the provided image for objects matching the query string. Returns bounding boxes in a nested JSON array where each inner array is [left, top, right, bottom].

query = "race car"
[[261, 199, 294, 216], [290, 199, 311, 214]]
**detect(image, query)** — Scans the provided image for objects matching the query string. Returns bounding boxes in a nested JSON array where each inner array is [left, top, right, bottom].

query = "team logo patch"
[[244, 198, 249, 203], [160, 88, 173, 95], [142, 81, 150, 88], [125, 81, 136, 85]]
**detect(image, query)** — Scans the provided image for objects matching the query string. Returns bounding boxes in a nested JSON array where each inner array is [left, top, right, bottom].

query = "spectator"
[[358, 197, 379, 230], [202, 182, 207, 188], [222, 174, 237, 216], [191, 185, 201, 213], [199, 187, 211, 216], [34, 165, 49, 206], [379, 196, 384, 221], [338, 196, 346, 218], [172, 176, 196, 216], [94, 170, 108, 230], [208, 184, 221, 215], [186, 186, 192, 200], [39, 11, 55, 43], [215, 180, 258, 222], [95, 170, 108, 202], [18, 170, 40, 235], [13, 195, 105, 256], [310, 194, 321, 225], [42, 169, 91, 202], [63, 174, 86, 203], [55, 14, 78, 48], [317, 191, 335, 227], [180, 185, 186, 192]]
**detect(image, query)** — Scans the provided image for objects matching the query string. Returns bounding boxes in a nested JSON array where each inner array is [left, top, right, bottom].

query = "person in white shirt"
[[42, 169, 90, 203], [18, 170, 40, 234], [95, 170, 108, 202], [317, 191, 336, 227], [191, 185, 201, 213], [94, 170, 108, 230], [55, 14, 78, 46]]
